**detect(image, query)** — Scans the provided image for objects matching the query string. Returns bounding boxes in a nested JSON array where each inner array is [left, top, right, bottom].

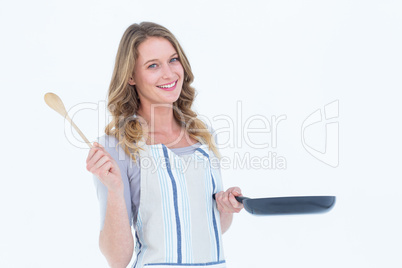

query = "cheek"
[[175, 64, 185, 79], [179, 65, 184, 76], [145, 74, 159, 86], [136, 72, 159, 87]]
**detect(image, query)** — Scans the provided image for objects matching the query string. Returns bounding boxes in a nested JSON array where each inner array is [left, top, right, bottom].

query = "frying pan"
[[213, 194, 336, 215]]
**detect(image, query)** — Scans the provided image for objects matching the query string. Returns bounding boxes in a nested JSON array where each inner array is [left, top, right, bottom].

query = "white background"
[[1, 0, 401, 267]]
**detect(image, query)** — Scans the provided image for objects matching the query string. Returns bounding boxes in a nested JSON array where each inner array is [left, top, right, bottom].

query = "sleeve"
[[127, 155, 141, 225], [92, 135, 133, 230], [207, 124, 224, 192]]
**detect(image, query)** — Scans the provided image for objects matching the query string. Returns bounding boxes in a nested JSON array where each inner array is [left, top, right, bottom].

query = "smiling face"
[[129, 37, 184, 109]]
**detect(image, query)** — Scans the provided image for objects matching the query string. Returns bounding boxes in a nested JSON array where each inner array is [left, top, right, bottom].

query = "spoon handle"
[[65, 114, 93, 148]]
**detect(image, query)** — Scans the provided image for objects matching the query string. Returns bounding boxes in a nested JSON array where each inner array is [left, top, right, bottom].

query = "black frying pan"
[[213, 194, 336, 215]]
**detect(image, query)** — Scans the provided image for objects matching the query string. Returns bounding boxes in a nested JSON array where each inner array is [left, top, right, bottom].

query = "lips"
[[157, 80, 177, 91]]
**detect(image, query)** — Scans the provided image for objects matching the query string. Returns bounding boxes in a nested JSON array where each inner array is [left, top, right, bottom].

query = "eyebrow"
[[143, 53, 178, 66]]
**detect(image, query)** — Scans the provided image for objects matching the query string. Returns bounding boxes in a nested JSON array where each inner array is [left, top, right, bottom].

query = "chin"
[[167, 89, 183, 103]]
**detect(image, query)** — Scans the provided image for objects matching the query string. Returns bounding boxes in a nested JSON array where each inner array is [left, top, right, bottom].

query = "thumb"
[[231, 187, 242, 196]]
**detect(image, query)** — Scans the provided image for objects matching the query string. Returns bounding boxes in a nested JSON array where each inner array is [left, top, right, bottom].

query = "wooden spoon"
[[44, 92, 93, 148]]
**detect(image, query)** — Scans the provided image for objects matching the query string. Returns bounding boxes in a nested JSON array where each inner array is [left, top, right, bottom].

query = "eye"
[[148, 63, 157, 69], [170, 57, 179, 63]]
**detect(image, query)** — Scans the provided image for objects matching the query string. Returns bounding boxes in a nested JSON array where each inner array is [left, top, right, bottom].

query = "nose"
[[161, 64, 174, 80]]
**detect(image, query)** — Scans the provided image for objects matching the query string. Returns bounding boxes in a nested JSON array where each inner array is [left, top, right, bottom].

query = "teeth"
[[158, 81, 176, 88]]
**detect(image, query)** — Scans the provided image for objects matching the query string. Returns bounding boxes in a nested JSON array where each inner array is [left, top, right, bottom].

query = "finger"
[[228, 192, 239, 207], [94, 155, 110, 169], [87, 149, 106, 172], [214, 191, 224, 204], [230, 187, 243, 197], [228, 188, 244, 211], [214, 192, 227, 212], [216, 191, 232, 213], [96, 161, 111, 178], [219, 190, 243, 213], [228, 192, 244, 211], [94, 160, 112, 177], [86, 146, 100, 163]]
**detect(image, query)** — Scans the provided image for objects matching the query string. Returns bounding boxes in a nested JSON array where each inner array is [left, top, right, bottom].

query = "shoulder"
[[205, 123, 218, 145], [97, 134, 118, 147], [97, 134, 120, 153], [96, 134, 131, 164]]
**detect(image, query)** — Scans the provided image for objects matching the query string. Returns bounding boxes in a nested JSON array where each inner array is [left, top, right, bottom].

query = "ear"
[[128, 77, 136, 86]]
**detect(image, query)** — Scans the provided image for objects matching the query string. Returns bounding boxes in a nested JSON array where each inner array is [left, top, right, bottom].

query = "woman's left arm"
[[215, 187, 243, 234]]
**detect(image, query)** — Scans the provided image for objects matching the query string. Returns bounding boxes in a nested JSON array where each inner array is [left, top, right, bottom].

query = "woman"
[[86, 22, 243, 268]]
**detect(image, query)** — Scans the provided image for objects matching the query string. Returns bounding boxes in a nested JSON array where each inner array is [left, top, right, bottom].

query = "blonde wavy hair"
[[105, 22, 220, 161]]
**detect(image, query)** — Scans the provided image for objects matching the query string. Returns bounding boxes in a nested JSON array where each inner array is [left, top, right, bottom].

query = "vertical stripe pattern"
[[134, 143, 225, 267], [153, 146, 174, 261], [172, 154, 194, 263], [196, 148, 221, 262], [134, 210, 147, 268], [162, 145, 182, 263]]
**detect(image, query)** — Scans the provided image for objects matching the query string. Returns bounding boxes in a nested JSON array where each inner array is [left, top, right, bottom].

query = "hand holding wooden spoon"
[[44, 92, 121, 190]]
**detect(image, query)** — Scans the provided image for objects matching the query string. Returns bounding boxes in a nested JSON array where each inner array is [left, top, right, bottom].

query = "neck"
[[137, 104, 181, 134]]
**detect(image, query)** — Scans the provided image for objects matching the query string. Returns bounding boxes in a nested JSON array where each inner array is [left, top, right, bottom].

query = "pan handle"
[[212, 193, 250, 203], [234, 196, 250, 203]]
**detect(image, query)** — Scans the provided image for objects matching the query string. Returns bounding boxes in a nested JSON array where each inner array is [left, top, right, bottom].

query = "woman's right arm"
[[86, 142, 134, 268]]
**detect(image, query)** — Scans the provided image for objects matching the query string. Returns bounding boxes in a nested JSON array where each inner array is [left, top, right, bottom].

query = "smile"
[[157, 80, 177, 90]]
